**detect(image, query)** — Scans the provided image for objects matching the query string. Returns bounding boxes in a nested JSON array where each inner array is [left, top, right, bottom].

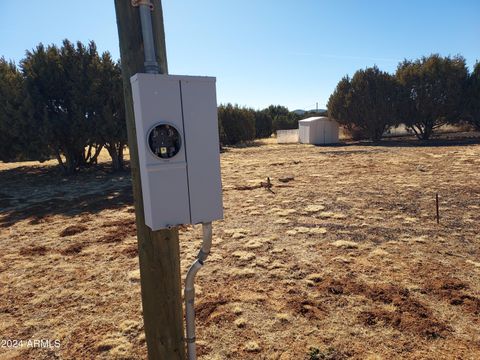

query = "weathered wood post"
[[114, 1, 186, 359]]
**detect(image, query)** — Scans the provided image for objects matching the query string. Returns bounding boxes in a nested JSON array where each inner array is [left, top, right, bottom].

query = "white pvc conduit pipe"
[[185, 222, 212, 360]]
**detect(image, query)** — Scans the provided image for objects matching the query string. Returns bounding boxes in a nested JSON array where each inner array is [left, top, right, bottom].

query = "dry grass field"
[[1, 137, 480, 359]]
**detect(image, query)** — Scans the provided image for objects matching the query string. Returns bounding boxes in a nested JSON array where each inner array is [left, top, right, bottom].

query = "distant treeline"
[[0, 40, 306, 173], [5, 41, 476, 174], [328, 54, 480, 141], [218, 104, 309, 146]]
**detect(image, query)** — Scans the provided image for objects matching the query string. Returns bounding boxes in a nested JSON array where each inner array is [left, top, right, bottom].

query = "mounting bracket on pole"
[[131, 0, 154, 11]]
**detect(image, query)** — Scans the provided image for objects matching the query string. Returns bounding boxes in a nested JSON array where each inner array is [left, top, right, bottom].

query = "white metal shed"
[[298, 117, 339, 145]]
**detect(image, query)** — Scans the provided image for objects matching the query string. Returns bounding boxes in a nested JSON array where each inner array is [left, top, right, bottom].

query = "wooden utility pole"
[[114, 1, 186, 359]]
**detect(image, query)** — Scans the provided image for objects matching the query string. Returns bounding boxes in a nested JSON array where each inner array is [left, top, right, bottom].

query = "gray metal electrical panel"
[[130, 73, 223, 230]]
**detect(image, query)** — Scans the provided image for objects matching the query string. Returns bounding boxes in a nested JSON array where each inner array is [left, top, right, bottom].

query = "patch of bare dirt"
[[312, 276, 452, 339], [425, 277, 480, 316], [60, 243, 84, 255], [121, 245, 138, 258], [19, 245, 48, 256], [287, 296, 326, 320], [196, 297, 233, 324], [99, 219, 136, 243], [59, 224, 88, 237], [358, 308, 450, 339]]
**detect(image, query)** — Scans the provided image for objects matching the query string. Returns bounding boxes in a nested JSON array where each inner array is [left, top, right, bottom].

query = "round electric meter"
[[148, 124, 181, 159]]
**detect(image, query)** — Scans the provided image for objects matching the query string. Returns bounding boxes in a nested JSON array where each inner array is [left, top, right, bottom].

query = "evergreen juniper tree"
[[396, 54, 468, 140]]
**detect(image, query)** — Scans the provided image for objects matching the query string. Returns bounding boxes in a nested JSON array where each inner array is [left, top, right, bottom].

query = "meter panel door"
[[181, 79, 223, 224], [145, 164, 191, 229], [131, 73, 187, 166], [130, 74, 191, 229]]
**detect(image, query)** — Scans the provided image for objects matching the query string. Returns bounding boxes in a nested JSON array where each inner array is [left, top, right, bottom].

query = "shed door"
[[299, 124, 308, 143], [325, 121, 331, 144], [323, 121, 326, 144], [324, 121, 332, 144]]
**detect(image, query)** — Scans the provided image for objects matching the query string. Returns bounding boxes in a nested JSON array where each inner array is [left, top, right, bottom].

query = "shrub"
[[217, 104, 255, 145], [22, 40, 100, 173], [265, 105, 299, 132], [91, 53, 127, 171], [0, 58, 25, 162], [465, 61, 480, 130], [20, 40, 128, 173], [253, 109, 273, 138]]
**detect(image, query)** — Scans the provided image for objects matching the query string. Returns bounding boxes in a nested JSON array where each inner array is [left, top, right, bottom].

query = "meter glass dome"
[[148, 124, 181, 159]]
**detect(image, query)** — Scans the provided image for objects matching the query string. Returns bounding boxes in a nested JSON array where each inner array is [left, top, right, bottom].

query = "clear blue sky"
[[1, 0, 479, 110]]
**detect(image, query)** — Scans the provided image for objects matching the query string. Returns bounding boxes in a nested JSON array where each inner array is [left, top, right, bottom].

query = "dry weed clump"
[[244, 341, 261, 352], [332, 240, 358, 249], [232, 251, 256, 261], [128, 269, 141, 283], [304, 204, 326, 213], [234, 317, 247, 328]]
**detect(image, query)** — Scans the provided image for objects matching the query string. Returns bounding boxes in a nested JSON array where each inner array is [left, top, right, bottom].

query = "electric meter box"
[[130, 73, 223, 230]]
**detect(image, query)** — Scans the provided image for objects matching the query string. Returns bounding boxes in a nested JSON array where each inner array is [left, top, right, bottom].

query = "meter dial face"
[[148, 124, 181, 159]]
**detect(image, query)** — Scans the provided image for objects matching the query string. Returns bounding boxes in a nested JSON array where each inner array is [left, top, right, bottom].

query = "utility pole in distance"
[[114, 1, 186, 359]]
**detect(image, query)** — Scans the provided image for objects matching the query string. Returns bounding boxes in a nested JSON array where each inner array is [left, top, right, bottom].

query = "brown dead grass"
[[1, 139, 480, 359]]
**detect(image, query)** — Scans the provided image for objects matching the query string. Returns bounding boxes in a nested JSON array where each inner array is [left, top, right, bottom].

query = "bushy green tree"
[[92, 54, 127, 171], [466, 61, 480, 130], [396, 54, 468, 139], [1, 40, 133, 172], [0, 58, 52, 163], [217, 104, 255, 145], [253, 109, 273, 138], [265, 105, 299, 132], [0, 58, 25, 161], [22, 40, 100, 173], [326, 75, 351, 128], [272, 114, 298, 131], [328, 67, 401, 140], [350, 66, 402, 140], [267, 105, 289, 119]]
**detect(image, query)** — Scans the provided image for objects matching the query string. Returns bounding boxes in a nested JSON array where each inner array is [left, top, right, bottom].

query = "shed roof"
[[298, 116, 330, 124]]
